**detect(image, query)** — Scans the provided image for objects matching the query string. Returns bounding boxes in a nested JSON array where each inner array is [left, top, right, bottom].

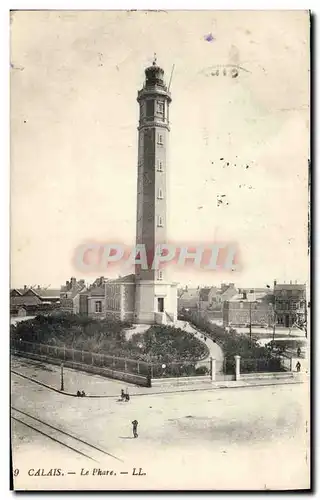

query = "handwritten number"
[[14, 469, 19, 477]]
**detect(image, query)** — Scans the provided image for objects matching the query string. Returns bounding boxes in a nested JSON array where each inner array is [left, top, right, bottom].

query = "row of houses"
[[11, 278, 307, 329], [178, 281, 307, 329], [10, 275, 130, 320]]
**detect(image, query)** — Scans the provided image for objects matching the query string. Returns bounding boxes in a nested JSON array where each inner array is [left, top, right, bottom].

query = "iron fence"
[[10, 339, 213, 379], [149, 360, 211, 379], [10, 339, 150, 376], [240, 357, 283, 373]]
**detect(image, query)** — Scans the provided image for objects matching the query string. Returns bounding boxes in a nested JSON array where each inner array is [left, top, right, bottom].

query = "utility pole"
[[249, 301, 252, 344], [272, 308, 276, 343], [60, 362, 64, 391], [272, 279, 276, 343]]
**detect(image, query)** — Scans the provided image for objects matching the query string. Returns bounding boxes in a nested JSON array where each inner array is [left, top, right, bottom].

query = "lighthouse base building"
[[104, 274, 178, 325], [104, 59, 178, 325]]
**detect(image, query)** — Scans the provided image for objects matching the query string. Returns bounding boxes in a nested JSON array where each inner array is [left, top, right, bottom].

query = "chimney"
[[290, 280, 292, 285], [274, 279, 277, 287], [243, 291, 247, 300], [37, 285, 41, 290], [70, 277, 76, 287], [24, 285, 27, 291]]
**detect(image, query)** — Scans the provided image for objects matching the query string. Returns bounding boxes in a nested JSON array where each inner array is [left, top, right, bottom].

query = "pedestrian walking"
[[296, 361, 301, 373], [132, 419, 138, 438]]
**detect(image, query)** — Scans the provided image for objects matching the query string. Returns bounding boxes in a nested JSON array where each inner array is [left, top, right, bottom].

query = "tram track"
[[11, 407, 123, 464]]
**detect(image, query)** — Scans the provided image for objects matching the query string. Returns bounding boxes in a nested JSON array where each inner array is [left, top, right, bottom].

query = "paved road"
[[11, 360, 309, 491]]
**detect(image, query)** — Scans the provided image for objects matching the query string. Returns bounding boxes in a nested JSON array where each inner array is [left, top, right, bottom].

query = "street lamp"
[[60, 362, 64, 391]]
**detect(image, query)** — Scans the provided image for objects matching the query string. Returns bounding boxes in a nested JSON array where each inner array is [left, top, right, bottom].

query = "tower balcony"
[[137, 86, 172, 103]]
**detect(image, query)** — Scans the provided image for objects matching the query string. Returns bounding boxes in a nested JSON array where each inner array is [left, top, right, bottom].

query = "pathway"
[[176, 320, 224, 372], [124, 323, 150, 341]]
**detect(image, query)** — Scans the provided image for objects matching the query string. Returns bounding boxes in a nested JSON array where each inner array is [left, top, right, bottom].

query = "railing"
[[240, 357, 284, 373], [11, 339, 211, 379], [11, 339, 150, 376], [150, 360, 211, 379]]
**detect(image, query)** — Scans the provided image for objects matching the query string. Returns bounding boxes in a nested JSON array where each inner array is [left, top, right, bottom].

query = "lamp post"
[[60, 362, 64, 392]]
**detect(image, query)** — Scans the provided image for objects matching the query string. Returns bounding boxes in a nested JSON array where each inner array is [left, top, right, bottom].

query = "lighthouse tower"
[[134, 57, 177, 324]]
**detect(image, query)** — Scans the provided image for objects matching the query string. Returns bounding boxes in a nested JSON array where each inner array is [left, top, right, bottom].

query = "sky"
[[10, 10, 310, 289]]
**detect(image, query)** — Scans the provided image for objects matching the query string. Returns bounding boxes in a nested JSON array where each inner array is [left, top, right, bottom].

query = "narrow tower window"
[[157, 271, 163, 281], [157, 215, 164, 227], [156, 101, 164, 114], [157, 133, 164, 145], [157, 188, 163, 199], [146, 100, 154, 119], [157, 160, 163, 172]]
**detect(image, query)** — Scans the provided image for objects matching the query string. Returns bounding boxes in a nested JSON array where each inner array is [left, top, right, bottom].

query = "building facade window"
[[95, 301, 102, 313], [157, 270, 163, 281], [157, 188, 163, 199], [157, 159, 163, 172], [157, 133, 164, 145], [157, 215, 164, 227]]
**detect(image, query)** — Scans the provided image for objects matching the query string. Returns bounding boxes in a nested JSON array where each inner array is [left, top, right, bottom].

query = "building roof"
[[12, 287, 61, 298], [107, 274, 136, 284], [89, 285, 105, 297], [229, 292, 270, 303], [199, 288, 211, 301], [218, 284, 237, 300], [33, 288, 61, 298], [274, 284, 306, 291]]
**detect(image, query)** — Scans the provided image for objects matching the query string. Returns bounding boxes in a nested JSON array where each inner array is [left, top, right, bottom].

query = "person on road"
[[296, 361, 301, 373], [121, 389, 125, 401], [132, 420, 138, 438]]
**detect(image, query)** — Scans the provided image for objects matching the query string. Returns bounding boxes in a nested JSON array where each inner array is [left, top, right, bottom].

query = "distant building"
[[178, 287, 200, 311], [87, 281, 106, 318], [199, 287, 219, 310], [273, 281, 306, 328], [223, 289, 273, 327], [60, 277, 86, 314], [10, 286, 61, 316], [215, 283, 238, 304], [178, 283, 238, 313]]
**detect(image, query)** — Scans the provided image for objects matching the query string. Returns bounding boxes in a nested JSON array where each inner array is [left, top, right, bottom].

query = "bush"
[[10, 315, 209, 375], [183, 310, 282, 373], [195, 365, 209, 375]]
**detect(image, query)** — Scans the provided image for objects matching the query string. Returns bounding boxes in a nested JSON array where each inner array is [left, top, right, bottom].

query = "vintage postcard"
[[10, 10, 310, 491]]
